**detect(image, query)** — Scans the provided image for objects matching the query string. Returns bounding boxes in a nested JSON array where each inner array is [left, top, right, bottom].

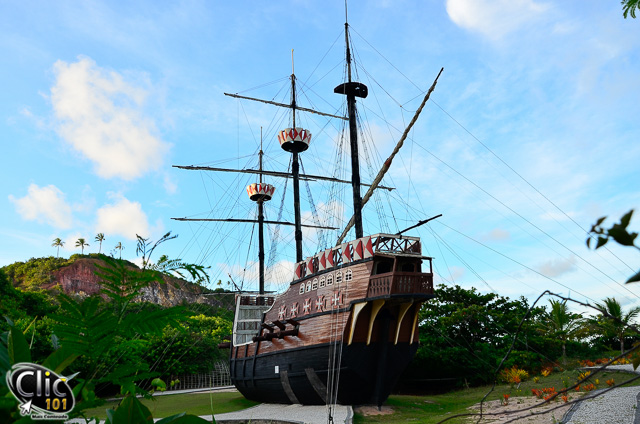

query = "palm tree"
[[51, 238, 65, 258], [623, 0, 640, 18], [75, 238, 89, 255], [593, 297, 640, 354], [95, 233, 105, 254], [542, 300, 583, 365], [114, 242, 124, 259]]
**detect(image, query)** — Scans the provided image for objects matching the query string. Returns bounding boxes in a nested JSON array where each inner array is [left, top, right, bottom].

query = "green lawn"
[[76, 370, 640, 422], [79, 391, 258, 420]]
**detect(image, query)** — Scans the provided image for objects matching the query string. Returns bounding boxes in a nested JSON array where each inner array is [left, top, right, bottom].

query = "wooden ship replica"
[[174, 22, 443, 407]]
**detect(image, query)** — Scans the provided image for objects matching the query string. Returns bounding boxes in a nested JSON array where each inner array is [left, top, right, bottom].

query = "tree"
[[623, 0, 640, 18], [94, 233, 105, 254], [51, 237, 64, 258], [541, 299, 583, 365], [592, 297, 640, 354], [75, 237, 89, 255], [114, 241, 124, 259], [408, 284, 548, 386]]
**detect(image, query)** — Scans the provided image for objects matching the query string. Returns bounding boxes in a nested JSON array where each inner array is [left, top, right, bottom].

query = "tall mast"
[[335, 22, 368, 240], [257, 129, 265, 295], [291, 59, 303, 263], [246, 130, 275, 296], [278, 50, 313, 263]]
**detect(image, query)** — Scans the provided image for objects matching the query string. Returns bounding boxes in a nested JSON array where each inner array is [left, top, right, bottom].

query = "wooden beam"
[[348, 302, 367, 345], [172, 165, 395, 191], [394, 303, 412, 345], [367, 300, 385, 346], [224, 92, 348, 121]]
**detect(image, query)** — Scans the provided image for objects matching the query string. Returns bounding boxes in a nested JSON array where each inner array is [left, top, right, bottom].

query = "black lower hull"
[[230, 341, 418, 405]]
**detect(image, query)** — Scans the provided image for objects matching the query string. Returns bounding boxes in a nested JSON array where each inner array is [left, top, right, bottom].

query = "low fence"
[[167, 361, 232, 391]]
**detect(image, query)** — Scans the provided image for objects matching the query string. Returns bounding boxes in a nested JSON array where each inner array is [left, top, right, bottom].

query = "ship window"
[[373, 259, 393, 275], [319, 277, 325, 288], [306, 282, 311, 292], [312, 279, 318, 290], [327, 274, 333, 285], [336, 271, 343, 284], [345, 269, 353, 282], [401, 262, 415, 272], [299, 284, 305, 294], [400, 262, 420, 272]]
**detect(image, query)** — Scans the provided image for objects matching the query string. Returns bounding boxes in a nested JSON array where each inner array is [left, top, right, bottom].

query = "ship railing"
[[233, 293, 276, 346], [367, 271, 434, 298], [372, 233, 421, 255], [238, 293, 275, 306], [292, 233, 424, 282]]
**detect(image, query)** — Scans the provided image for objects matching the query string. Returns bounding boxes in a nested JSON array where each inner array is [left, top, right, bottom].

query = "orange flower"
[[502, 394, 510, 405]]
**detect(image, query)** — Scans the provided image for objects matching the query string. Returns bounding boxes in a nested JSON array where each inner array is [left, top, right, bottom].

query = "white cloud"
[[51, 56, 170, 180], [536, 255, 576, 278], [9, 184, 73, 229], [95, 194, 151, 240], [163, 173, 177, 194], [446, 0, 549, 40]]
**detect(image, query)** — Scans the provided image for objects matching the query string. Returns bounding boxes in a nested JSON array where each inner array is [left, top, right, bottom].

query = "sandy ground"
[[353, 405, 395, 416], [353, 397, 571, 423], [466, 396, 572, 423]]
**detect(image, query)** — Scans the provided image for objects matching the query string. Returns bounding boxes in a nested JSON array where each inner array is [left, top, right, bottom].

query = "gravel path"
[[561, 364, 640, 424], [563, 386, 640, 424]]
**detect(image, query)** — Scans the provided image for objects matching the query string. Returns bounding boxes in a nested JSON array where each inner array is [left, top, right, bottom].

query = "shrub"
[[500, 366, 529, 384]]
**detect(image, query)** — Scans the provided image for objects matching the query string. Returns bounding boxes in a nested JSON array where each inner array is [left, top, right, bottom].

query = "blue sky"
[[2, 0, 640, 313]]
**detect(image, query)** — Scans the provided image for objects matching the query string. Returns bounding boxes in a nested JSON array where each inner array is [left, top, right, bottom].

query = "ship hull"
[[231, 340, 419, 405], [228, 235, 435, 406]]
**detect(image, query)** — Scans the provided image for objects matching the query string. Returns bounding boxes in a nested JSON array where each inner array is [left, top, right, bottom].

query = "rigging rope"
[[300, 159, 328, 249]]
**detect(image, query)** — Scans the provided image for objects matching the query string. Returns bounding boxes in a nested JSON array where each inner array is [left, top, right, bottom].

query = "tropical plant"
[[94, 233, 105, 254], [52, 237, 65, 258], [541, 299, 583, 365], [591, 297, 640, 354], [75, 238, 89, 255], [1, 232, 214, 423], [623, 0, 640, 18], [136, 233, 210, 285], [114, 241, 124, 259]]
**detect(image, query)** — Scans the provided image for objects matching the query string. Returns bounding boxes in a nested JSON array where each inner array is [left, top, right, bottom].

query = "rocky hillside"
[[4, 256, 227, 308]]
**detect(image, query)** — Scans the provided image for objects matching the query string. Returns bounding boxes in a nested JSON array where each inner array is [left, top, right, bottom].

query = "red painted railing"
[[367, 272, 433, 298]]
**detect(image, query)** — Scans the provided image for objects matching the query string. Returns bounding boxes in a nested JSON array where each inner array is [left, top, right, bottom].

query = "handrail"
[[367, 271, 433, 298]]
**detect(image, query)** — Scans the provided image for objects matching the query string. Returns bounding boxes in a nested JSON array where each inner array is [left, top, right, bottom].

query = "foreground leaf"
[[627, 270, 640, 284], [156, 412, 215, 423], [7, 324, 31, 365], [105, 396, 153, 424]]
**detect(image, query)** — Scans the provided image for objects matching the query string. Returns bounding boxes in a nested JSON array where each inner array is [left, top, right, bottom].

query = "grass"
[[79, 391, 258, 420], [353, 370, 640, 423], [76, 369, 640, 422]]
